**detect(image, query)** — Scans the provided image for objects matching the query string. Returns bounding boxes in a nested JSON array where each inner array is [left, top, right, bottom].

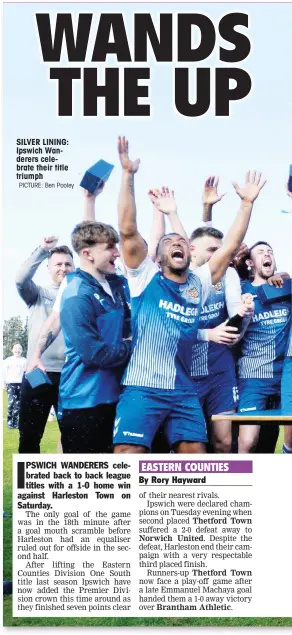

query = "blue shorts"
[[193, 369, 238, 419], [238, 377, 281, 413], [281, 357, 292, 414], [113, 387, 207, 450]]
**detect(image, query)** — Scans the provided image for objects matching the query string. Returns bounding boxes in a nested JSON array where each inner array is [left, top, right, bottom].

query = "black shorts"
[[60, 403, 117, 453]]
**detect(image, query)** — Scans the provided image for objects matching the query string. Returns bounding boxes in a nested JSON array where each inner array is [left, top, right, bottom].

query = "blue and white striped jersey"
[[191, 267, 241, 376], [286, 279, 292, 357], [122, 257, 212, 389], [238, 280, 291, 379], [287, 329, 292, 357]]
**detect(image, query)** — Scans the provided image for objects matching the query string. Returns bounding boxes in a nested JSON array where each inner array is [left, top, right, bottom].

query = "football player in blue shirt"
[[282, 289, 292, 453], [237, 243, 291, 452], [58, 221, 131, 454], [148, 185, 254, 454], [282, 185, 292, 452], [113, 137, 266, 455]]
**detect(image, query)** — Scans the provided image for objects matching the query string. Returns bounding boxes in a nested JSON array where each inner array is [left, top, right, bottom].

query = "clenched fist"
[[41, 236, 58, 252]]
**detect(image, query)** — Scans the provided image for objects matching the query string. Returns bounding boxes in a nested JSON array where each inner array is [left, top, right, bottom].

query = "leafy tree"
[[3, 316, 28, 358]]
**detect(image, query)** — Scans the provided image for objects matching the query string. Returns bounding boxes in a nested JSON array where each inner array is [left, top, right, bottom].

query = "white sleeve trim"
[[125, 257, 159, 298], [197, 329, 209, 342], [195, 262, 213, 306], [225, 267, 242, 317], [53, 277, 68, 313]]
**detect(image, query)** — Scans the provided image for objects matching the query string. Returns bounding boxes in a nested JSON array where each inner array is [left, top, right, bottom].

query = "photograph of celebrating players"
[[5, 137, 289, 456]]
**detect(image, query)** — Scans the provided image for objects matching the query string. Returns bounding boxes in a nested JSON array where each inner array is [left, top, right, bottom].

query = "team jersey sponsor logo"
[[159, 299, 198, 316], [252, 308, 289, 322], [201, 301, 225, 314]]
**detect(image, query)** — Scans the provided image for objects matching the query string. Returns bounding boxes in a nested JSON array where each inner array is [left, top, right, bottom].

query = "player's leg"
[[18, 377, 53, 453], [255, 394, 280, 454], [238, 379, 272, 453], [151, 426, 170, 453], [11, 384, 21, 428], [212, 417, 234, 453], [60, 403, 117, 453], [192, 377, 213, 452], [113, 444, 146, 454], [113, 387, 170, 454], [165, 391, 207, 454], [206, 371, 239, 453], [176, 441, 206, 454], [283, 427, 292, 453], [6, 384, 15, 428]]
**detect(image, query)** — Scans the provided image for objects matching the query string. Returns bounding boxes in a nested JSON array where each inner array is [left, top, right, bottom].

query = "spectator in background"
[[3, 344, 27, 429], [16, 238, 74, 452]]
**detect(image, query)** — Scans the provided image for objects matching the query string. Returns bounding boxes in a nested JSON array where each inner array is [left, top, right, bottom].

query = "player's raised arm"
[[118, 136, 147, 269], [151, 187, 189, 241], [208, 171, 266, 284], [202, 175, 226, 224], [15, 236, 59, 306], [83, 183, 105, 221], [148, 189, 166, 261]]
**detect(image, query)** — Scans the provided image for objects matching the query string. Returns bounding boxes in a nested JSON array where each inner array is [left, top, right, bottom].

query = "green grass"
[[3, 392, 290, 627]]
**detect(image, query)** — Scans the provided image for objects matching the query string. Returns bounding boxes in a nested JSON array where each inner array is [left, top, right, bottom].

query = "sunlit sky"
[[3, 2, 292, 320]]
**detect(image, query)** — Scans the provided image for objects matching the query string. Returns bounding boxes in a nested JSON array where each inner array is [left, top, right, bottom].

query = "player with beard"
[[113, 137, 266, 454], [237, 242, 291, 452], [147, 186, 254, 454]]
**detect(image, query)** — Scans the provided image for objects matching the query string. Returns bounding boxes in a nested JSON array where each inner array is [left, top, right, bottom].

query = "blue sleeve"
[[61, 295, 130, 369]]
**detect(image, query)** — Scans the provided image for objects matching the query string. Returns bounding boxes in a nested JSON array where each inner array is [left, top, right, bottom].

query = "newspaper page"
[[2, 0, 292, 629]]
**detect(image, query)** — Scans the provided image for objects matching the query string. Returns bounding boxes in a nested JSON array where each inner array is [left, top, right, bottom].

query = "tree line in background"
[[3, 317, 28, 358]]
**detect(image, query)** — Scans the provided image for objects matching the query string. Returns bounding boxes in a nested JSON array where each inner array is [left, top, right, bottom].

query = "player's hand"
[[148, 188, 161, 206], [26, 355, 46, 374], [238, 293, 254, 317], [267, 274, 284, 288], [207, 321, 239, 344], [232, 171, 266, 203], [233, 242, 249, 265], [41, 236, 59, 252], [148, 187, 177, 215], [83, 183, 105, 199], [202, 176, 226, 206], [118, 137, 140, 174], [286, 180, 292, 199]]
